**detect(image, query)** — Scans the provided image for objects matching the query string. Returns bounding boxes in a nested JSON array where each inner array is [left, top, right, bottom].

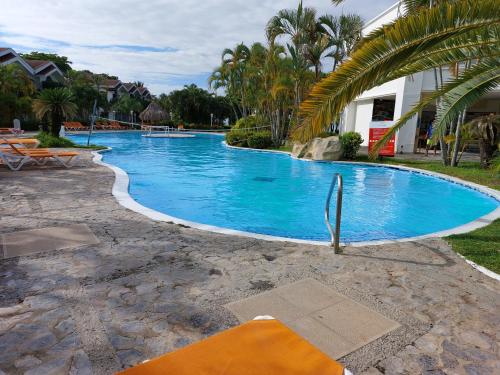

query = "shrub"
[[36, 132, 77, 148], [340, 131, 363, 160], [225, 130, 250, 147], [233, 115, 268, 130], [247, 131, 273, 149]]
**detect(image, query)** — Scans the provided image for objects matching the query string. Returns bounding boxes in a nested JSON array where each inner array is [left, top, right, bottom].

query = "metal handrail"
[[325, 173, 343, 253]]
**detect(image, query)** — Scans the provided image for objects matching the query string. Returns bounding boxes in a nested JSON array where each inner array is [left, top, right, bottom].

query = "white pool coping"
[[91, 143, 500, 279]]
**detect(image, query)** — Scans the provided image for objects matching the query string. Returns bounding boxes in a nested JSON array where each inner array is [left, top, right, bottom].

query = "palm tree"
[[462, 114, 499, 168], [221, 43, 251, 116], [33, 88, 77, 137], [266, 1, 318, 53], [319, 14, 363, 72], [305, 34, 331, 80], [294, 0, 500, 167]]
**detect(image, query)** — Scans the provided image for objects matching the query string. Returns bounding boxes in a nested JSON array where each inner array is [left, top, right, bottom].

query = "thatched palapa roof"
[[139, 102, 168, 124]]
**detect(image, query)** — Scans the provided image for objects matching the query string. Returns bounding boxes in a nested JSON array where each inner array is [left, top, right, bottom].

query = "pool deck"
[[0, 151, 499, 374]]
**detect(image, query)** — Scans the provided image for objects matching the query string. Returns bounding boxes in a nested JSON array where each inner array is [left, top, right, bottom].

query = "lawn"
[[446, 219, 500, 274]]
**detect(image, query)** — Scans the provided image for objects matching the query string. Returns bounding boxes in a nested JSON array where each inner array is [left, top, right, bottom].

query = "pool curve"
[[69, 132, 500, 246]]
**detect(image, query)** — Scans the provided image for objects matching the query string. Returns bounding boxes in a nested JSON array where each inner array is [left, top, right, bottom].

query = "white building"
[[342, 2, 500, 154]]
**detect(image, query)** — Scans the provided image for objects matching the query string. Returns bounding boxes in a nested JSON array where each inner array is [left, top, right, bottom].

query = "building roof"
[[25, 59, 51, 69], [103, 79, 122, 88], [123, 82, 137, 91]]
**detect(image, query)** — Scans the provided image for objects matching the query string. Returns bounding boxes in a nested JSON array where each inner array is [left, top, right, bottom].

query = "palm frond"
[[294, 0, 500, 142], [369, 59, 500, 157]]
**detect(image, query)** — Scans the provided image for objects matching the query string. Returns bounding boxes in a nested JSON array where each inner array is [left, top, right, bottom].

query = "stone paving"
[[0, 151, 499, 375]]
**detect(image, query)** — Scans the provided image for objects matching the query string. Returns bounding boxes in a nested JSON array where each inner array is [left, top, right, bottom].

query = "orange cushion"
[[117, 319, 344, 375]]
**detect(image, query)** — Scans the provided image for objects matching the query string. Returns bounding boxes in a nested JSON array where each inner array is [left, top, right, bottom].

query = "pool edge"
[[91, 146, 500, 280]]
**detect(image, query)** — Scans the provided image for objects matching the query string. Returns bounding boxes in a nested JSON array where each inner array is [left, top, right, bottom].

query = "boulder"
[[292, 136, 342, 161]]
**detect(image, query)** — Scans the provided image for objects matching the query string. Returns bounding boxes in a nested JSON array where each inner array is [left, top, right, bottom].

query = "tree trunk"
[[51, 112, 62, 137], [451, 110, 466, 167], [439, 138, 449, 165]]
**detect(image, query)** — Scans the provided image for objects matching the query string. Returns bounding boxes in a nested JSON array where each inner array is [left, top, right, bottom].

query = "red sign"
[[368, 122, 395, 157]]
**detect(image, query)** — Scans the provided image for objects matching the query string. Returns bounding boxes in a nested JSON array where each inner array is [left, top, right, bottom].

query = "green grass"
[[36, 132, 106, 150], [269, 144, 293, 153], [446, 219, 500, 274]]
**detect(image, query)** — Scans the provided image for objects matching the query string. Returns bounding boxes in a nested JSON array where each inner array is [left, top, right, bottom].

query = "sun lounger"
[[95, 120, 110, 130], [0, 149, 35, 171], [63, 122, 88, 131], [2, 141, 79, 169], [0, 138, 39, 148], [117, 318, 350, 375], [0, 127, 24, 135]]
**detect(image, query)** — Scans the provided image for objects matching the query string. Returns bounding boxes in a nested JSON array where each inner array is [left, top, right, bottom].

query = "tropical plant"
[[294, 0, 500, 167], [211, 1, 362, 146], [340, 131, 363, 159], [32, 88, 77, 137], [0, 64, 35, 125], [319, 14, 363, 72], [462, 114, 499, 168]]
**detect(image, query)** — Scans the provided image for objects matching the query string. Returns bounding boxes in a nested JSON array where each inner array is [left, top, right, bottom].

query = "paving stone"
[[69, 350, 93, 375], [24, 357, 71, 375], [14, 355, 42, 369], [110, 335, 136, 350], [55, 318, 77, 337], [117, 349, 143, 367]]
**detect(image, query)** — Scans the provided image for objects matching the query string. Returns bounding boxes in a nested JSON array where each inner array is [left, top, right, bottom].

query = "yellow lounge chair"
[[117, 318, 349, 375]]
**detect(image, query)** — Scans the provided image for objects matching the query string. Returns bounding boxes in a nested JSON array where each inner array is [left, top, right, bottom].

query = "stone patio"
[[0, 151, 499, 374]]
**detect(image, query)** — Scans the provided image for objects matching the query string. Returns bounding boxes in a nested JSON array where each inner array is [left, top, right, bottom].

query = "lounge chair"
[[0, 138, 39, 148], [0, 149, 35, 171], [64, 122, 88, 131], [117, 317, 351, 375], [0, 127, 24, 135], [2, 141, 79, 169]]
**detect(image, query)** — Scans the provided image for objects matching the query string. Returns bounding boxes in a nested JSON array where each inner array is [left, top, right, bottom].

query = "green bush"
[[247, 131, 273, 149], [340, 131, 363, 160], [36, 132, 105, 150], [225, 130, 250, 147], [233, 115, 268, 130], [36, 132, 77, 148]]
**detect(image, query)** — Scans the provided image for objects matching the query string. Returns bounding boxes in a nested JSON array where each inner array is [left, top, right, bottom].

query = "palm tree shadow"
[[340, 241, 456, 268]]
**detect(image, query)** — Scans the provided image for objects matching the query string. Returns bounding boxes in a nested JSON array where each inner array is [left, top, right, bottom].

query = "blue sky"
[[0, 0, 396, 94]]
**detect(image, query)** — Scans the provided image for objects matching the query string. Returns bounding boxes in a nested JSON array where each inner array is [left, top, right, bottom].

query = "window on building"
[[372, 99, 396, 121]]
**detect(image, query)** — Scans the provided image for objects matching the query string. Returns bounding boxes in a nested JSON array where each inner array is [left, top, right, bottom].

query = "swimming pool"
[[70, 132, 499, 243]]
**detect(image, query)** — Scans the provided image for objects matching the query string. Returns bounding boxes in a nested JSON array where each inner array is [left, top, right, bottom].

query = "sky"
[[0, 0, 396, 95]]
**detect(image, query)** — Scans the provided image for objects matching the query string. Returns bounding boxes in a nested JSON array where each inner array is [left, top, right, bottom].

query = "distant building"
[[0, 47, 64, 89], [342, 1, 500, 153], [0, 47, 153, 102]]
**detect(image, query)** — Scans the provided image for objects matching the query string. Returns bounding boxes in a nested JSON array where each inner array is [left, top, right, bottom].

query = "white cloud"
[[0, 0, 396, 94]]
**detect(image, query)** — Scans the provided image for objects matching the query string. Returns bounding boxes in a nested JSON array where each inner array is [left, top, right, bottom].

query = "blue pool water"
[[70, 132, 498, 242]]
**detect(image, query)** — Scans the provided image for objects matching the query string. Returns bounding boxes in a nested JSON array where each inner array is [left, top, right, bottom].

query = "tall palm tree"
[[33, 88, 77, 137], [221, 43, 251, 116], [266, 1, 318, 53], [319, 14, 363, 71], [294, 0, 500, 167]]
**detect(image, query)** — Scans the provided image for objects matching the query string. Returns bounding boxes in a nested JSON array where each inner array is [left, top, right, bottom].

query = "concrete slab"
[[225, 293, 304, 325], [313, 300, 400, 347], [1, 224, 100, 258], [225, 278, 400, 359]]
